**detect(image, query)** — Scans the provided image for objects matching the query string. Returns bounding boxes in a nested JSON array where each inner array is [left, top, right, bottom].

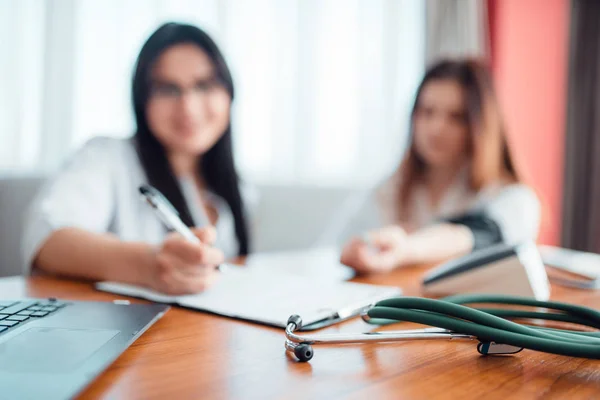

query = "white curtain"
[[1, 0, 425, 186], [425, 0, 489, 64]]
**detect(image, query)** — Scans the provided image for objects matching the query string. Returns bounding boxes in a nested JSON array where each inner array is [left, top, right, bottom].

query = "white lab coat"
[[21, 136, 256, 273]]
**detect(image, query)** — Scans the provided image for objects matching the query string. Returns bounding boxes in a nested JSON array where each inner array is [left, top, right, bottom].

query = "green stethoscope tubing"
[[365, 294, 600, 359]]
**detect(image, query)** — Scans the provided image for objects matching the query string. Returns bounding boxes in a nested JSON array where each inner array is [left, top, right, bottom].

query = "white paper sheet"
[[245, 247, 355, 282], [96, 265, 401, 328]]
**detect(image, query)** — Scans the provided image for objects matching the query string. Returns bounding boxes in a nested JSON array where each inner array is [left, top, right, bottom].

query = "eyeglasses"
[[149, 77, 226, 101]]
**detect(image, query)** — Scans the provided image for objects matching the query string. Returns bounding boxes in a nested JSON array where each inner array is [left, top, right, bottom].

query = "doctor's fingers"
[[162, 235, 225, 265], [192, 226, 217, 245], [154, 265, 219, 295], [156, 252, 221, 278]]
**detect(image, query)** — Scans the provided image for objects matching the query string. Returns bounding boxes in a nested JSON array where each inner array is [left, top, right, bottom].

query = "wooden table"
[[1, 266, 600, 400]]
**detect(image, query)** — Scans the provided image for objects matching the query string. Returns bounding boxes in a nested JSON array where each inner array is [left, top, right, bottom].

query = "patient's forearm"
[[404, 223, 474, 265], [33, 228, 153, 284]]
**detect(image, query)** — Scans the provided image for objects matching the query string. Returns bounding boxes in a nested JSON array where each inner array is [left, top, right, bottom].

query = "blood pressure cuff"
[[445, 213, 504, 251]]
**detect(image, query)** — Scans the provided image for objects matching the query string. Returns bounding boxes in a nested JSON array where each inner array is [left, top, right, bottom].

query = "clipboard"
[[95, 265, 402, 330]]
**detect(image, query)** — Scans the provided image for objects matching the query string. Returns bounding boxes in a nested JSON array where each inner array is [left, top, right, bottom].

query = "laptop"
[[0, 297, 169, 400]]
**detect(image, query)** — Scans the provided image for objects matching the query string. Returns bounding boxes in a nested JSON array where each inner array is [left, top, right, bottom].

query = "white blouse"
[[321, 167, 541, 247], [21, 136, 256, 273]]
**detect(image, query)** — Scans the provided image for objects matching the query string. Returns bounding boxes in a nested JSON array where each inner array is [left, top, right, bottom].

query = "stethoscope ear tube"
[[285, 295, 600, 362]]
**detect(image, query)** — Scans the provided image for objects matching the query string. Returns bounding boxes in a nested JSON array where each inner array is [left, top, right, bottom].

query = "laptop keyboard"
[[0, 299, 68, 334]]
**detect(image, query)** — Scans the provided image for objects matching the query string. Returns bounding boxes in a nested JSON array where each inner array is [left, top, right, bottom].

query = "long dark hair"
[[396, 59, 522, 221], [132, 22, 249, 255]]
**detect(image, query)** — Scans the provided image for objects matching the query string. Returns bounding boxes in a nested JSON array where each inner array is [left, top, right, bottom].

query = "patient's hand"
[[145, 226, 225, 295], [340, 226, 410, 274]]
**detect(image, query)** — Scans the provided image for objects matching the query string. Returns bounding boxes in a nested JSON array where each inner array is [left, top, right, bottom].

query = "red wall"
[[488, 0, 569, 245]]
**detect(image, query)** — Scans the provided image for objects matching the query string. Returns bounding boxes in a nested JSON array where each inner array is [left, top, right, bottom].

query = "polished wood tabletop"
[[1, 265, 600, 400]]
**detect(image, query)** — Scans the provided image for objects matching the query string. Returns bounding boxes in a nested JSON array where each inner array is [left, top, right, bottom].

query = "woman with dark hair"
[[337, 59, 540, 274], [22, 22, 253, 294]]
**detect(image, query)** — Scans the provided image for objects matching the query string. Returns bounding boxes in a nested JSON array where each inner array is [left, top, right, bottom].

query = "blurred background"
[[1, 0, 598, 265]]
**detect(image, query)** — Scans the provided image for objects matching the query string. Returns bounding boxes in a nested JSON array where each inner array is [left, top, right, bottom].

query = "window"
[[1, 0, 425, 186]]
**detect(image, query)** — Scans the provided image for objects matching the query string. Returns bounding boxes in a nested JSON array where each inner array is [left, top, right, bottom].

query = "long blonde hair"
[[389, 59, 523, 222]]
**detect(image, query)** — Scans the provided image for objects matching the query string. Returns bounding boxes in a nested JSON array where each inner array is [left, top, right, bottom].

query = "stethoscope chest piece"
[[477, 342, 523, 355]]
